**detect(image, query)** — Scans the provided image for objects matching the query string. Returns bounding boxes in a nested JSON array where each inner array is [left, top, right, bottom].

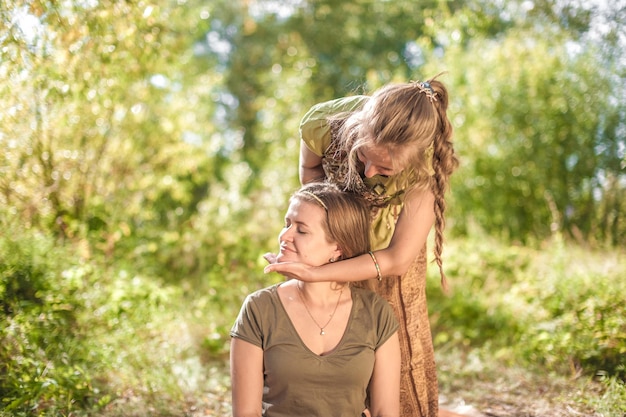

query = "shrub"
[[0, 220, 98, 415], [429, 234, 626, 379]]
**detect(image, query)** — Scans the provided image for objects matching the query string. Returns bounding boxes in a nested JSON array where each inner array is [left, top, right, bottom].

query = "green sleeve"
[[375, 296, 400, 349], [299, 95, 370, 156], [230, 293, 264, 348]]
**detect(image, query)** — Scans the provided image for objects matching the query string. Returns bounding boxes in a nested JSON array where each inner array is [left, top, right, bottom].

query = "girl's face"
[[276, 199, 339, 266], [356, 145, 404, 178]]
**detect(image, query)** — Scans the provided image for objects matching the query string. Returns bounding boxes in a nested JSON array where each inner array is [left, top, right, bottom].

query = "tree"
[[1, 1, 217, 247], [426, 21, 624, 244]]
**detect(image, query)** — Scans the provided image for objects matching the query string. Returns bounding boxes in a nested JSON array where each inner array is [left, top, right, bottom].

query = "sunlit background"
[[1, 1, 624, 416]]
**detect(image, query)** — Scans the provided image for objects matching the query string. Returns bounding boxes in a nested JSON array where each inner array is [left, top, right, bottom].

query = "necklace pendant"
[[320, 329, 325, 335]]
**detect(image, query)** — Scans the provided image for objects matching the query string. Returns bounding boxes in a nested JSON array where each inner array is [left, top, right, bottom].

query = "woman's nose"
[[279, 226, 293, 241]]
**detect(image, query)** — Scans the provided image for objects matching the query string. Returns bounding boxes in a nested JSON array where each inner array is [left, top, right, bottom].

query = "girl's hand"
[[263, 261, 315, 282], [262, 252, 278, 265]]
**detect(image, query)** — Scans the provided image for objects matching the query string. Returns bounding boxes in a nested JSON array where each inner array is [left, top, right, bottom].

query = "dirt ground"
[[437, 373, 607, 417], [135, 359, 615, 417]]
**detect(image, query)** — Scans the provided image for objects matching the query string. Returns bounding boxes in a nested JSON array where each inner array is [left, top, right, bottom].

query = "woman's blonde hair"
[[292, 182, 371, 260]]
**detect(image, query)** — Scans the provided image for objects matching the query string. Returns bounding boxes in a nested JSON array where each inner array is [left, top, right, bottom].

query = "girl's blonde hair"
[[338, 74, 459, 285]]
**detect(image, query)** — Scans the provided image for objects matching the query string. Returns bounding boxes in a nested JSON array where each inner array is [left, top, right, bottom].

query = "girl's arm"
[[368, 332, 401, 417], [230, 338, 263, 417], [264, 188, 435, 282], [299, 140, 325, 184]]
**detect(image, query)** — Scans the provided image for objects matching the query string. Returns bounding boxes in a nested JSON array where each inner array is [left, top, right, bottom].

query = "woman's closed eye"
[[283, 219, 308, 234], [293, 223, 308, 234]]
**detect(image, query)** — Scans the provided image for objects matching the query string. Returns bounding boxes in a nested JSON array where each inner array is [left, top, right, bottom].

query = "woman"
[[231, 183, 401, 417], [264, 75, 459, 417]]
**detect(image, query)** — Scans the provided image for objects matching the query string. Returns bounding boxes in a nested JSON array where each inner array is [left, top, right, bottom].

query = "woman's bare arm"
[[368, 332, 401, 417], [230, 338, 264, 417]]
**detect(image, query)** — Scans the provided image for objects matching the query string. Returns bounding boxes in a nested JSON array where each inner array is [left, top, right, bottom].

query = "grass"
[[1, 222, 624, 416], [430, 231, 626, 416]]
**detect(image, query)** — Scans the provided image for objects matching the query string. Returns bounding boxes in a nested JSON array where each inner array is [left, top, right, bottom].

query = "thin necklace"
[[296, 282, 344, 336]]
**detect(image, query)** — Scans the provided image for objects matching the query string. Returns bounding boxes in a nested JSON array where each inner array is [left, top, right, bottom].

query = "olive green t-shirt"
[[230, 284, 399, 417]]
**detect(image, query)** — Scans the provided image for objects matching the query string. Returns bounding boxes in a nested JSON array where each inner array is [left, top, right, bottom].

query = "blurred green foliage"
[[437, 30, 624, 244], [1, 220, 95, 413], [1, 0, 625, 415], [1, 210, 624, 415], [428, 232, 626, 379]]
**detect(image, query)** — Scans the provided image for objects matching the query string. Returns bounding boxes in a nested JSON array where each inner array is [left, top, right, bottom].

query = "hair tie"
[[411, 80, 438, 103]]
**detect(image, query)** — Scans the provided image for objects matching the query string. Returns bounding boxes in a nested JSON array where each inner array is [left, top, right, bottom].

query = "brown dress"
[[375, 249, 438, 417], [299, 96, 439, 417]]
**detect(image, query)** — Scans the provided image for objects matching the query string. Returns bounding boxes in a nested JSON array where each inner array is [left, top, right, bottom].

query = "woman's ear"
[[332, 245, 343, 262]]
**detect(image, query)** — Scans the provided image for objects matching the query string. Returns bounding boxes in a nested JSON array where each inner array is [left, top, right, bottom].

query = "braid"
[[432, 154, 449, 290], [429, 77, 459, 289]]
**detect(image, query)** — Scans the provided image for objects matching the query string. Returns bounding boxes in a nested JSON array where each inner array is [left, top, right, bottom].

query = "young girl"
[[265, 75, 459, 417]]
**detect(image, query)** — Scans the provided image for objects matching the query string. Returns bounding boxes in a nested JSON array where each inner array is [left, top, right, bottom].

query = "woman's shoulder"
[[244, 282, 281, 304], [350, 286, 399, 339], [351, 285, 392, 310]]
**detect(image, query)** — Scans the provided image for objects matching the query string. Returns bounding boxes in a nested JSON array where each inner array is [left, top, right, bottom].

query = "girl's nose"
[[363, 161, 378, 178]]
